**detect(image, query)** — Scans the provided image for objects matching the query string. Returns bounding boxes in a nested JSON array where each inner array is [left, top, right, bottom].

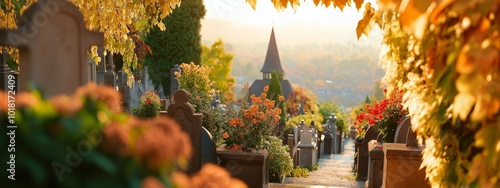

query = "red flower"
[[146, 99, 152, 105]]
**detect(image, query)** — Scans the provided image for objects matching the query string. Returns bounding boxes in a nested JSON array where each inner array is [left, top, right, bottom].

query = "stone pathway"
[[270, 138, 365, 188]]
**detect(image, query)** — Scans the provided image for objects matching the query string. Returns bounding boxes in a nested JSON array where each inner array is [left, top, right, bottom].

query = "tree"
[[371, 81, 384, 101], [144, 0, 205, 95], [0, 0, 181, 78], [201, 39, 235, 97], [364, 95, 371, 104], [286, 85, 319, 116], [268, 71, 286, 122], [319, 102, 348, 133]]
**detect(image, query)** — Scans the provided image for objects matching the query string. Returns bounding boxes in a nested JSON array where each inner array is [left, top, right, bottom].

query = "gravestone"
[[129, 66, 155, 110], [200, 126, 217, 165], [394, 116, 411, 143], [96, 47, 106, 85], [104, 53, 116, 88], [165, 89, 203, 174], [0, 0, 104, 97], [298, 121, 317, 167], [87, 57, 96, 83], [0, 49, 19, 92], [330, 116, 339, 154], [117, 70, 130, 110], [406, 126, 419, 148], [170, 64, 181, 95], [356, 126, 379, 181]]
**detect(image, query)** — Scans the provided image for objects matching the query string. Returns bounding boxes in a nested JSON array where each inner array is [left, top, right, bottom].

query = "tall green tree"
[[144, 0, 205, 95], [371, 81, 385, 101], [268, 71, 286, 129], [201, 39, 235, 96]]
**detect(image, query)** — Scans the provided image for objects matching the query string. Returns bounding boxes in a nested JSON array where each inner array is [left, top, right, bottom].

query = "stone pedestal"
[[217, 149, 269, 188], [366, 140, 384, 188], [382, 143, 429, 188], [323, 131, 333, 155]]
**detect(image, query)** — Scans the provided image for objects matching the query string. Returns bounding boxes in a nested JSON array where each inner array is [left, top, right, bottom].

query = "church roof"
[[260, 27, 284, 73]]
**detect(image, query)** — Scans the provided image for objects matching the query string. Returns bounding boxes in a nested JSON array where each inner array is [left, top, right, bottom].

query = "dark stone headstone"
[[166, 89, 203, 174], [104, 53, 116, 88], [323, 130, 333, 155], [0, 0, 104, 97], [96, 47, 106, 85], [394, 116, 411, 143], [356, 126, 379, 181], [201, 126, 217, 165], [0, 49, 18, 93], [170, 64, 181, 95]]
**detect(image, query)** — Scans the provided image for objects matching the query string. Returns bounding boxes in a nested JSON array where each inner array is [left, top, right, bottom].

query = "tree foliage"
[[319, 102, 348, 132], [144, 0, 205, 95], [268, 71, 286, 122], [201, 39, 235, 96], [0, 0, 180, 79], [286, 86, 319, 116]]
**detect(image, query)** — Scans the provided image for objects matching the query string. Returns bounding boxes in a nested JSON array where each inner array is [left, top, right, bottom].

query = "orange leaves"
[[353, 0, 364, 10], [399, 0, 434, 39], [247, 0, 257, 10], [356, 2, 375, 39]]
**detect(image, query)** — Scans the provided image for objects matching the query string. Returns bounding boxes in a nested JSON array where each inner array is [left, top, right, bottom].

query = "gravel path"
[[270, 138, 365, 188]]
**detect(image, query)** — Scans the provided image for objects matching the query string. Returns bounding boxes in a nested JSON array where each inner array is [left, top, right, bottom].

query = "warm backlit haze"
[[201, 0, 384, 107], [201, 0, 382, 45]]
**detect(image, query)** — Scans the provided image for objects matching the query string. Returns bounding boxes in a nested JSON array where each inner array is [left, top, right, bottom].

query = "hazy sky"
[[201, 0, 382, 46]]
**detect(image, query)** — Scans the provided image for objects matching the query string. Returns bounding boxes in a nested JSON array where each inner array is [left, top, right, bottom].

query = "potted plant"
[[217, 86, 284, 188]]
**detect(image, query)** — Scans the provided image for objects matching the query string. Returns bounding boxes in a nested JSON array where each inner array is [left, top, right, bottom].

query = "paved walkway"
[[270, 138, 365, 188]]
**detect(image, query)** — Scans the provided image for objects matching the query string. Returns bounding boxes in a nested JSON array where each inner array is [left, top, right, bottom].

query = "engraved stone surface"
[[0, 0, 104, 97]]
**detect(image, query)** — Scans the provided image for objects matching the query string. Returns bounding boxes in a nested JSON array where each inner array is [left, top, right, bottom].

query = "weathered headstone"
[[200, 126, 217, 165], [165, 89, 203, 174], [117, 70, 130, 110], [356, 126, 379, 181], [96, 47, 106, 85], [298, 121, 317, 167], [129, 66, 155, 110], [0, 0, 104, 97], [170, 64, 181, 95], [394, 116, 411, 143], [103, 53, 116, 88], [0, 49, 19, 92]]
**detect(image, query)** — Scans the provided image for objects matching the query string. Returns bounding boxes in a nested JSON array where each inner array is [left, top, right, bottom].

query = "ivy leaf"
[[356, 3, 374, 39], [313, 0, 321, 6]]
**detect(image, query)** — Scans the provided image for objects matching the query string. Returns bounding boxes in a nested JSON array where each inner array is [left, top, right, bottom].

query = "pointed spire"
[[260, 27, 284, 74]]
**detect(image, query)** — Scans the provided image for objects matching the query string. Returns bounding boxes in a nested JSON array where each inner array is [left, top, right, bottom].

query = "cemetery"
[[1, 0, 500, 188]]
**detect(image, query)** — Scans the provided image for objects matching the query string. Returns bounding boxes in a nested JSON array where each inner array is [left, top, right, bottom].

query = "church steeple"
[[260, 27, 283, 79]]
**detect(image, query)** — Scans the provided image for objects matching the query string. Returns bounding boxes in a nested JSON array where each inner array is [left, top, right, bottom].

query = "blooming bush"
[[0, 83, 244, 188], [174, 62, 216, 111], [131, 90, 162, 118], [264, 136, 293, 182], [355, 89, 407, 142], [222, 86, 284, 151]]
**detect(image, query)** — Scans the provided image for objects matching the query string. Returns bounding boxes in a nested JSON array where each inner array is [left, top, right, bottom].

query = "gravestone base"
[[366, 140, 384, 188], [382, 143, 429, 188], [298, 143, 317, 167]]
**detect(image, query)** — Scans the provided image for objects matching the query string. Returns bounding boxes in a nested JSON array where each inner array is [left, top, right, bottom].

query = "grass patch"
[[291, 167, 309, 178]]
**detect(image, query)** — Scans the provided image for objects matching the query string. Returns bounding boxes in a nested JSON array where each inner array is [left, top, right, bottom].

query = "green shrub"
[[131, 91, 162, 118], [291, 167, 309, 178], [265, 136, 293, 180], [305, 164, 319, 171]]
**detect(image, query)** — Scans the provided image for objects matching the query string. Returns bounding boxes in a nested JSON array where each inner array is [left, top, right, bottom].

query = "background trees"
[[144, 0, 205, 95], [201, 39, 235, 97]]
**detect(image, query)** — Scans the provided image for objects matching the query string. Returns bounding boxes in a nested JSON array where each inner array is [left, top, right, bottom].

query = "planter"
[[217, 149, 269, 188]]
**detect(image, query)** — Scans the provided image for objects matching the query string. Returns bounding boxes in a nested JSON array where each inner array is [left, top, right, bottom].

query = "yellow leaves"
[[247, 0, 257, 10]]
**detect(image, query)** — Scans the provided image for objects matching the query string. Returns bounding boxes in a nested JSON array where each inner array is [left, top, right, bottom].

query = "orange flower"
[[223, 132, 229, 139], [278, 95, 285, 101], [230, 144, 242, 151], [260, 93, 267, 99], [263, 86, 269, 92], [275, 108, 282, 115], [274, 115, 281, 121]]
